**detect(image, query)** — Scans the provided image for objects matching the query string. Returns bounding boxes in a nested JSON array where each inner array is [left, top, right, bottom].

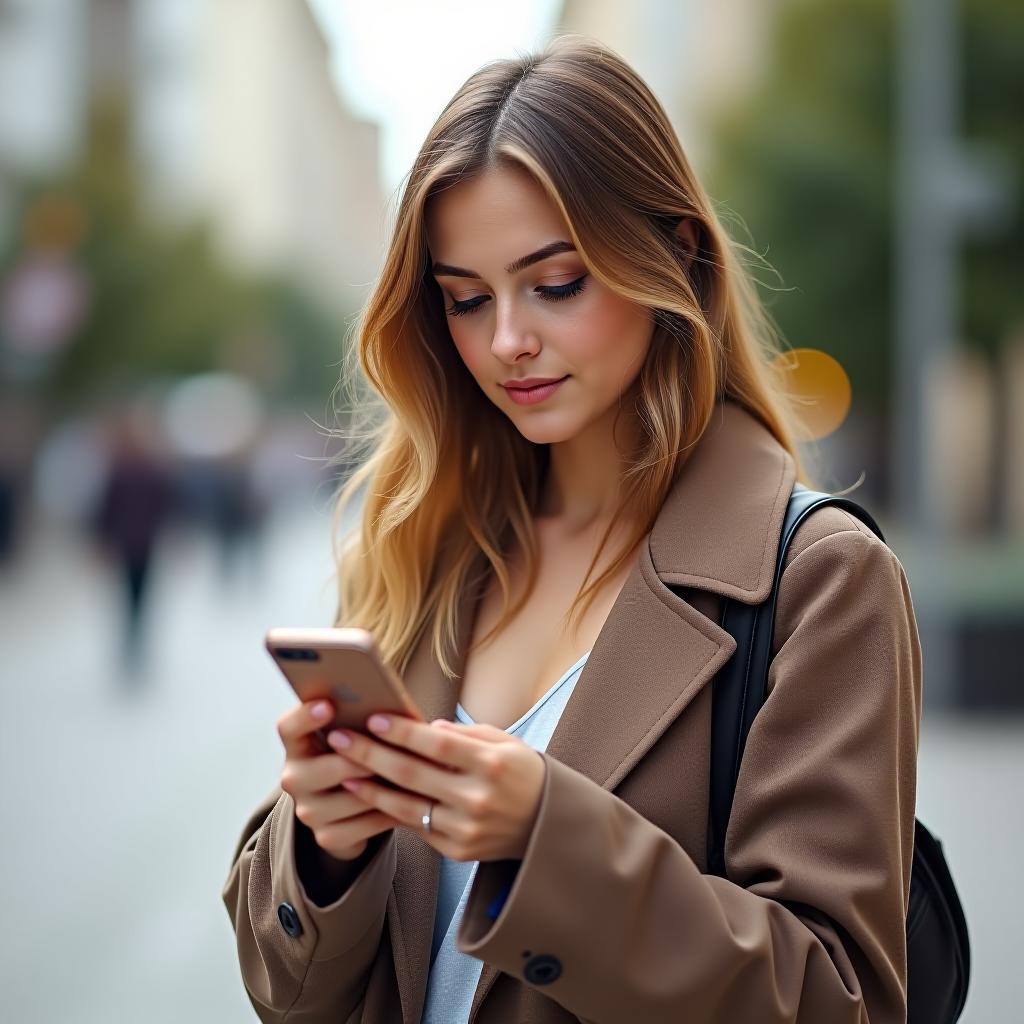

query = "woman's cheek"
[[448, 326, 474, 367], [590, 303, 654, 380], [450, 328, 491, 388]]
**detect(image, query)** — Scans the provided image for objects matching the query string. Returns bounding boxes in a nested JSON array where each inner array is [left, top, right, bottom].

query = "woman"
[[223, 36, 921, 1024]]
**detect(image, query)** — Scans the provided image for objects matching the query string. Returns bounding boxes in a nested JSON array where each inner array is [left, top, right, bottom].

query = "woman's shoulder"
[[772, 499, 914, 648], [780, 500, 895, 575], [767, 499, 920, 699]]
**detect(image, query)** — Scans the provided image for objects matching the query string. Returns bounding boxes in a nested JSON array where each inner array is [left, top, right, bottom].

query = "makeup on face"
[[425, 164, 654, 446]]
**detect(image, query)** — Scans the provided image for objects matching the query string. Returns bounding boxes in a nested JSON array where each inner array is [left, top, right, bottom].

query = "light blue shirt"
[[421, 649, 592, 1024]]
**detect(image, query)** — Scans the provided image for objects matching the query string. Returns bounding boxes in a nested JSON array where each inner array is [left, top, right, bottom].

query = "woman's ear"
[[674, 217, 699, 275]]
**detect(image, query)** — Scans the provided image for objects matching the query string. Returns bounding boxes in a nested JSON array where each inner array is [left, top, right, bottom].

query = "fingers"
[[294, 787, 385, 831], [338, 714, 494, 775], [341, 777, 445, 835], [432, 719, 509, 742], [279, 699, 406, 861], [281, 751, 373, 798], [312, 808, 398, 854], [277, 699, 335, 759], [327, 726, 469, 806], [296, 788, 400, 859]]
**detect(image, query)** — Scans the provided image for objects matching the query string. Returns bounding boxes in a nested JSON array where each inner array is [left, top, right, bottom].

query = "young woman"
[[223, 36, 921, 1024]]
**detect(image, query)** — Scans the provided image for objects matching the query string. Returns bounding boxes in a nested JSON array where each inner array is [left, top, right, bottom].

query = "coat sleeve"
[[221, 783, 397, 1023], [456, 522, 922, 1023]]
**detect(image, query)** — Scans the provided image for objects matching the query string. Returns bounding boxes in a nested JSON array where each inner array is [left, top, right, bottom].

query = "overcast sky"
[[307, 0, 562, 199]]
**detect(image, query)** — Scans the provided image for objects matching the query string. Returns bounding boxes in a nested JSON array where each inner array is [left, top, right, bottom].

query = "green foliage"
[[707, 0, 1022, 409], [962, 0, 1024, 358]]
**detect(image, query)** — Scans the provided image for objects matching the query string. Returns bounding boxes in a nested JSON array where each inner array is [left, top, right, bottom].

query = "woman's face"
[[425, 163, 654, 446]]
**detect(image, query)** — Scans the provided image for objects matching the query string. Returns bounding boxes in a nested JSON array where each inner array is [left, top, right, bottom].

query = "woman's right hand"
[[278, 698, 401, 861]]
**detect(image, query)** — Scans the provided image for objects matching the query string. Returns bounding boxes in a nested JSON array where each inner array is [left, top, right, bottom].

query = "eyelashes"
[[445, 274, 587, 318]]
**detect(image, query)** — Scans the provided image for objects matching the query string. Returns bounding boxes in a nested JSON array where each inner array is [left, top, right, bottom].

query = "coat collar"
[[386, 398, 797, 1024], [648, 397, 797, 604]]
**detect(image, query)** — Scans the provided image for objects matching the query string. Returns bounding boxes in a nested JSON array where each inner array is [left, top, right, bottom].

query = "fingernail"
[[328, 730, 351, 748], [312, 702, 331, 720], [367, 715, 390, 732]]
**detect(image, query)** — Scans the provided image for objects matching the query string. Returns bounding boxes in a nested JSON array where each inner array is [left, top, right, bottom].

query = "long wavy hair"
[[330, 35, 818, 681]]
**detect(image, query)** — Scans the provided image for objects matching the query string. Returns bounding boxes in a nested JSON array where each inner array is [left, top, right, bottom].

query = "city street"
[[1, 505, 1017, 1022]]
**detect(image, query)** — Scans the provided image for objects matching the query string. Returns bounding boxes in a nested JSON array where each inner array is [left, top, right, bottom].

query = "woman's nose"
[[490, 303, 541, 362]]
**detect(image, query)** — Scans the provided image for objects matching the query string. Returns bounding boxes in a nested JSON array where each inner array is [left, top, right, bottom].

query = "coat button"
[[523, 954, 562, 985], [277, 902, 303, 938]]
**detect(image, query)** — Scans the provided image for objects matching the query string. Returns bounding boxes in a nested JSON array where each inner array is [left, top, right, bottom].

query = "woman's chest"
[[457, 537, 639, 730]]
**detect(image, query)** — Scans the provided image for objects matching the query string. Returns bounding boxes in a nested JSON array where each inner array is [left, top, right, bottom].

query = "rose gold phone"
[[265, 627, 426, 755]]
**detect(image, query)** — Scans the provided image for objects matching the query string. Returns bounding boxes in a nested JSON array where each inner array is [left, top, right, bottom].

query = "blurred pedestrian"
[[93, 409, 176, 680]]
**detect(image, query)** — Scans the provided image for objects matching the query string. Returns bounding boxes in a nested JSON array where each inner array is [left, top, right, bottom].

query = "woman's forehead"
[[425, 168, 569, 265]]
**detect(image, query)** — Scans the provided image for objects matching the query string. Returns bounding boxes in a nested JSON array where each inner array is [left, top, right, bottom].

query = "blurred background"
[[0, 0, 1019, 1020]]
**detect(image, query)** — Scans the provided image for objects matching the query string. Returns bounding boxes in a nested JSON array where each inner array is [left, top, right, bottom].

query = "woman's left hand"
[[325, 715, 545, 863]]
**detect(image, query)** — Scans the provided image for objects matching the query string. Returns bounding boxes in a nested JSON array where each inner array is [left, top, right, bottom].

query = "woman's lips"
[[502, 375, 569, 406]]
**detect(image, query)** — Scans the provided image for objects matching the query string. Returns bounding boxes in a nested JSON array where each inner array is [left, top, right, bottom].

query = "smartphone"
[[265, 627, 426, 759]]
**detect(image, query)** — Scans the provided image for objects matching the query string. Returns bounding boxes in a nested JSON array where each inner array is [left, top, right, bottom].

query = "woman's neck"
[[536, 405, 641, 529]]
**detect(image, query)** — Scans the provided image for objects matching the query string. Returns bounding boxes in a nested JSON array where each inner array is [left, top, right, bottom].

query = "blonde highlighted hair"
[[331, 35, 816, 681]]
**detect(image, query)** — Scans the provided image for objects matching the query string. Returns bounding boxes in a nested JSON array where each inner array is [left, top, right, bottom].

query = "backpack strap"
[[703, 483, 886, 878]]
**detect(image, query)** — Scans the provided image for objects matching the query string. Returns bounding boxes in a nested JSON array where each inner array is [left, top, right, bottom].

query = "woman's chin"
[[510, 418, 578, 445]]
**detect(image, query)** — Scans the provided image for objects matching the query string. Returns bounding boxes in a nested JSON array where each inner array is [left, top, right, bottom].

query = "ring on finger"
[[346, 779, 441, 836]]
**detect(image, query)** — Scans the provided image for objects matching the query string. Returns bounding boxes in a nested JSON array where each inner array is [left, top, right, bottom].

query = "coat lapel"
[[388, 399, 797, 1024]]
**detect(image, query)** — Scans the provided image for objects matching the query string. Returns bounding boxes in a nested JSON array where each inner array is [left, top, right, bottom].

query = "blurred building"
[[0, 0, 84, 175], [0, 0, 384, 315], [558, 0, 777, 175], [130, 0, 384, 313], [0, 0, 82, 252]]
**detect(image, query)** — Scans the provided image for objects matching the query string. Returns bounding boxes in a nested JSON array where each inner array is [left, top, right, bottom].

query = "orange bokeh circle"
[[770, 347, 851, 440]]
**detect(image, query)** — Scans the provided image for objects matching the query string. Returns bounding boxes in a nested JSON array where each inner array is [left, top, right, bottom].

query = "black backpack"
[[694, 483, 971, 1023]]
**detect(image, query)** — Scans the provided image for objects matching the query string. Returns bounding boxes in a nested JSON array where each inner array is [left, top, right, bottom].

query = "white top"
[[420, 649, 593, 1024]]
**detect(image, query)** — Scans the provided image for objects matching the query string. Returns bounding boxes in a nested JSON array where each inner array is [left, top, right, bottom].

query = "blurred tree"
[[0, 94, 347, 411], [962, 0, 1024, 360], [707, 0, 1021, 413]]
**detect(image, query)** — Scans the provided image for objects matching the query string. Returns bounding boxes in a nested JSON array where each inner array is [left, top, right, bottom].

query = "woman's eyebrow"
[[431, 240, 576, 279]]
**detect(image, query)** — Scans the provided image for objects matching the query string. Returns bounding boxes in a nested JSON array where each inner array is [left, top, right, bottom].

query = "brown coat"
[[222, 399, 922, 1023]]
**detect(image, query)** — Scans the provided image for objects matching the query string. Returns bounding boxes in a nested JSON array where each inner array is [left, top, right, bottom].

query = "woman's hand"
[[325, 715, 546, 863], [277, 698, 403, 862]]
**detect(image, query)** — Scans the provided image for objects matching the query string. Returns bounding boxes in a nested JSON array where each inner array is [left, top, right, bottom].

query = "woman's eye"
[[537, 274, 587, 302], [444, 274, 588, 318], [446, 295, 488, 318]]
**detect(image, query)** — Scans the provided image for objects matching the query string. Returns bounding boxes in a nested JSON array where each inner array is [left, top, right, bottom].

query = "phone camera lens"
[[277, 648, 321, 662]]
